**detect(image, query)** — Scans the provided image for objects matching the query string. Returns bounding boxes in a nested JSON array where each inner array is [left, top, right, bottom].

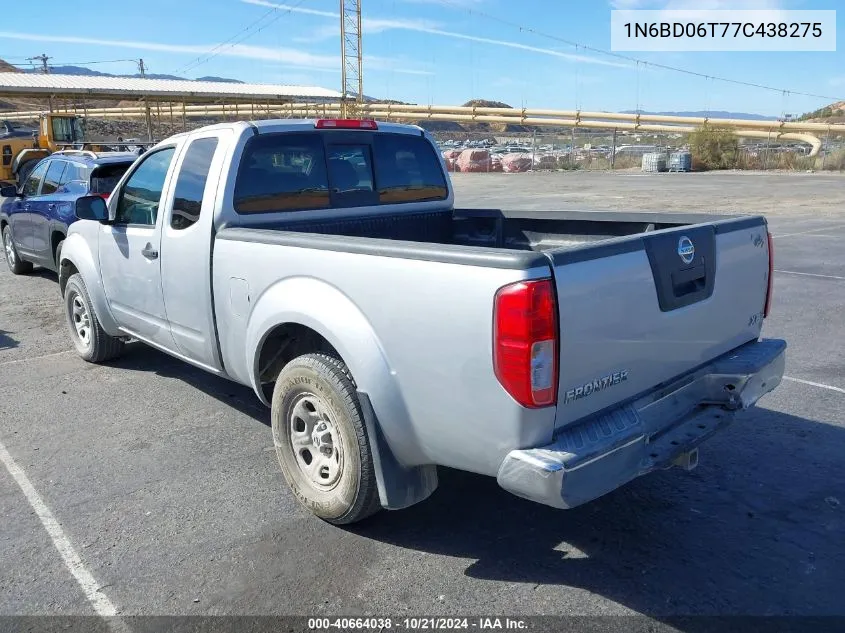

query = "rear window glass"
[[234, 133, 330, 214], [372, 134, 448, 204], [90, 162, 132, 195], [233, 131, 447, 214], [327, 144, 376, 208], [327, 145, 373, 192], [63, 163, 89, 185]]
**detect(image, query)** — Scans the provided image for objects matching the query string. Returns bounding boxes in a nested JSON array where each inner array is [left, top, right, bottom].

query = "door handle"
[[141, 243, 158, 260]]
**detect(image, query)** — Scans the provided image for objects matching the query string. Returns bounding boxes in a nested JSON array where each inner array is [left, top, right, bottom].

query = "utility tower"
[[27, 54, 51, 74], [138, 58, 147, 78], [340, 0, 363, 118]]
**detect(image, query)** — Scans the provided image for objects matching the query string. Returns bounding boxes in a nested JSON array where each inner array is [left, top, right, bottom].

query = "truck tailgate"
[[549, 217, 771, 430]]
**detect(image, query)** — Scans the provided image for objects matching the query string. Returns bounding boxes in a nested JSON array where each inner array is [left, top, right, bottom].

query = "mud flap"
[[357, 391, 438, 510]]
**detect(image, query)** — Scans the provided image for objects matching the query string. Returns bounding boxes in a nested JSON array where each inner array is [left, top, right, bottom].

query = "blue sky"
[[1, 0, 842, 116]]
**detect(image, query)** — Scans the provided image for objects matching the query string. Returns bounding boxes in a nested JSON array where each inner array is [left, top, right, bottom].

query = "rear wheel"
[[3, 225, 32, 275], [63, 273, 124, 363], [54, 239, 64, 270], [271, 353, 381, 525]]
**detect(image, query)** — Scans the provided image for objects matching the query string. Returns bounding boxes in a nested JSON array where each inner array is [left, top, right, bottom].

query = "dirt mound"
[[800, 101, 845, 122], [0, 58, 20, 73], [411, 120, 464, 132], [462, 99, 512, 109]]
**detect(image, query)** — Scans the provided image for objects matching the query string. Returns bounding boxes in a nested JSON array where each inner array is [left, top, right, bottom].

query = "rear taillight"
[[493, 279, 558, 408], [764, 231, 774, 318]]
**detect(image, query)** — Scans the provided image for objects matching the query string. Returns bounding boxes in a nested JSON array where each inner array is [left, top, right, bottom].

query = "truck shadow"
[[110, 342, 270, 424], [0, 329, 19, 350], [22, 268, 57, 281], [352, 406, 845, 619], [110, 344, 843, 620]]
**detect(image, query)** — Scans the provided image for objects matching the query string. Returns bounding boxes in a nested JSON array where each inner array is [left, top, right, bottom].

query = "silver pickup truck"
[[58, 118, 786, 524]]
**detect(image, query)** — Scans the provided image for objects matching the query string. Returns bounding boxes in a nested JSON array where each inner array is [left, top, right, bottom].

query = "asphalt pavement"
[[0, 171, 843, 627]]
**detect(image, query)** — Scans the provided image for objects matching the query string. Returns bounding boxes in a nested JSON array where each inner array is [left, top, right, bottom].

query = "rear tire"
[[271, 353, 381, 525], [3, 225, 33, 275], [54, 239, 64, 270], [64, 273, 124, 363]]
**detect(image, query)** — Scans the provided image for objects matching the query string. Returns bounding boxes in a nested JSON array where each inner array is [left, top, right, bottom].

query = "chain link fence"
[[431, 127, 845, 173]]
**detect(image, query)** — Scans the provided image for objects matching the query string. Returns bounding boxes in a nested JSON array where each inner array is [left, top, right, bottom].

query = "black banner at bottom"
[[2, 616, 844, 633]]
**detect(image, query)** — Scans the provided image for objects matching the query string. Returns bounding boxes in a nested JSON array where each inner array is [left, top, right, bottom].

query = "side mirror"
[[75, 195, 109, 223], [0, 185, 19, 198]]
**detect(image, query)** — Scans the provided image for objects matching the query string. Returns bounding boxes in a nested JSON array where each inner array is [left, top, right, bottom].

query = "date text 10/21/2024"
[[307, 617, 529, 630]]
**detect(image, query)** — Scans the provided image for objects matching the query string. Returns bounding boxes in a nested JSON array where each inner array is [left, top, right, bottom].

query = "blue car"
[[1, 150, 136, 275]]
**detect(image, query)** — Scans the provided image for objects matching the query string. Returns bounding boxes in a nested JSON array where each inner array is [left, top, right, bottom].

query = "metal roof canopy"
[[0, 73, 342, 104]]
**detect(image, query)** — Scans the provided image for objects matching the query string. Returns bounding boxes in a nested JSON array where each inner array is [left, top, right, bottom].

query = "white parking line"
[[0, 439, 121, 618], [783, 376, 845, 395], [772, 224, 845, 238], [775, 270, 845, 281], [0, 350, 73, 367]]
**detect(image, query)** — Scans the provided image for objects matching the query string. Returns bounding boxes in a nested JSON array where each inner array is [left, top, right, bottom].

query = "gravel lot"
[[1, 171, 843, 627]]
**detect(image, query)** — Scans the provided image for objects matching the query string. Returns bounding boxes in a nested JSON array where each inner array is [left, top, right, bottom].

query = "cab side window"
[[170, 137, 219, 230], [114, 148, 176, 226], [22, 161, 49, 197]]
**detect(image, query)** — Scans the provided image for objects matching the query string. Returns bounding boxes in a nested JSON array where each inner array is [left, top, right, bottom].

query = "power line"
[[52, 59, 138, 66], [170, 7, 280, 75], [46, 59, 139, 66], [171, 0, 313, 76], [439, 0, 845, 104], [183, 0, 314, 73]]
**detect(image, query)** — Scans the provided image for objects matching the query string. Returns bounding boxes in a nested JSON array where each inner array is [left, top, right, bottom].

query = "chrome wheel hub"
[[4, 233, 14, 265], [288, 394, 343, 488], [69, 292, 92, 349]]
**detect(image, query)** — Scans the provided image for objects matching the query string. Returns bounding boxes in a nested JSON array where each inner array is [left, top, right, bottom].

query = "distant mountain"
[[15, 63, 243, 84], [621, 110, 774, 121], [463, 99, 513, 109], [196, 76, 244, 84], [346, 91, 382, 103]]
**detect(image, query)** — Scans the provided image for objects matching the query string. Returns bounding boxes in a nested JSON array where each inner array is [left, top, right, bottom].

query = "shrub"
[[689, 125, 739, 170], [822, 149, 845, 171], [612, 155, 641, 170]]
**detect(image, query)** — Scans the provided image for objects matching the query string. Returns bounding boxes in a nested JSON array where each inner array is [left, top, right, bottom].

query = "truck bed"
[[218, 205, 769, 443], [241, 207, 753, 258]]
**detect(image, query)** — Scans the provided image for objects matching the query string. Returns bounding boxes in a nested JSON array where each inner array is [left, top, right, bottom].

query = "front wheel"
[[3, 225, 33, 275], [271, 353, 381, 525], [64, 273, 124, 363]]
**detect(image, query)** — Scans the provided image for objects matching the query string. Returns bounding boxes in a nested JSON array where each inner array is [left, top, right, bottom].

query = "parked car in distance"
[[59, 118, 785, 525], [1, 149, 136, 275]]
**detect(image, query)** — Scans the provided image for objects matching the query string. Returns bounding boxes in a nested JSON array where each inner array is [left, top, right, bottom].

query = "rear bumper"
[[496, 338, 786, 510]]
